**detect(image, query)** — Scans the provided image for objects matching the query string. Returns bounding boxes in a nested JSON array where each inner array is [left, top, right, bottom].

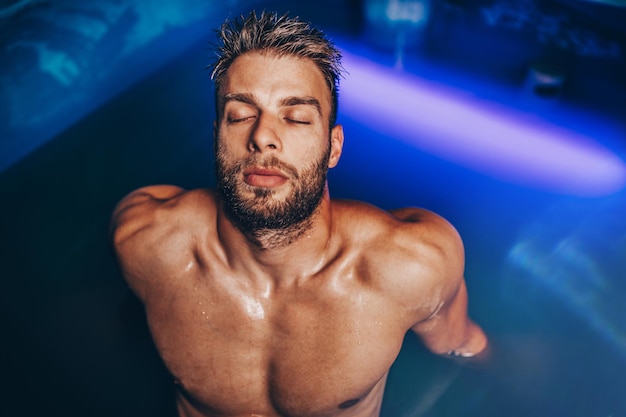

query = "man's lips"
[[243, 168, 288, 188]]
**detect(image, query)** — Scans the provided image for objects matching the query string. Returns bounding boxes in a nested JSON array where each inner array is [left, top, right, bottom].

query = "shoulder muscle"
[[111, 185, 186, 244], [110, 185, 195, 298], [387, 207, 465, 320]]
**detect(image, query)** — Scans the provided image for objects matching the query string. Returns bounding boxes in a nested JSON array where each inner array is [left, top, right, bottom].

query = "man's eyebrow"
[[221, 93, 322, 116], [221, 92, 256, 106], [280, 96, 322, 116]]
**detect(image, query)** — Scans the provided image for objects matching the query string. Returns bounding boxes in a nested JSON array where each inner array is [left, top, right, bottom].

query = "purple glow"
[[339, 51, 626, 196]]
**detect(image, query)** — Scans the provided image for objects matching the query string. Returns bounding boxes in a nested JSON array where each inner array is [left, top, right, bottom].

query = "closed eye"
[[228, 115, 256, 123], [286, 118, 312, 125]]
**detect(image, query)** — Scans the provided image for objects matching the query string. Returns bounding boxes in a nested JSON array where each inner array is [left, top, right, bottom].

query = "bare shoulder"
[[333, 201, 463, 273], [334, 201, 464, 322], [390, 206, 465, 299], [389, 206, 464, 266], [111, 185, 217, 299], [111, 185, 216, 243]]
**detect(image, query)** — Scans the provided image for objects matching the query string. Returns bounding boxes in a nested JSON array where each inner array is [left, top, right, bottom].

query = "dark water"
[[2, 29, 626, 417]]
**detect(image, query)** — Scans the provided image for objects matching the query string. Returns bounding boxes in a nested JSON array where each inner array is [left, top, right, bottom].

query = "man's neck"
[[217, 195, 336, 286], [240, 212, 315, 251]]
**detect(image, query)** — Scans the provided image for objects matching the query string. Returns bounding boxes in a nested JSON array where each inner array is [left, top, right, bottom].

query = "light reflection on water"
[[504, 190, 626, 358]]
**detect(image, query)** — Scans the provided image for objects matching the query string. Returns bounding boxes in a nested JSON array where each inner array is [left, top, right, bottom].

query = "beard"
[[215, 140, 331, 246]]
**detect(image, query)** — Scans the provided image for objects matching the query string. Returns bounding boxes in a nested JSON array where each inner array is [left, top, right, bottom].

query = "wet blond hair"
[[210, 10, 343, 125]]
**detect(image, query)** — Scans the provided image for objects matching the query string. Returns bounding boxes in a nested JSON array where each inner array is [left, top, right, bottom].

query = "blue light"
[[363, 0, 432, 52]]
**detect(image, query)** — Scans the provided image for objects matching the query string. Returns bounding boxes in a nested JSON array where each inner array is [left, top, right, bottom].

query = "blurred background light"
[[364, 0, 432, 65], [339, 49, 626, 197]]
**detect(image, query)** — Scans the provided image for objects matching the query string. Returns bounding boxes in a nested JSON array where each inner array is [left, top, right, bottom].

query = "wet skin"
[[111, 52, 487, 417]]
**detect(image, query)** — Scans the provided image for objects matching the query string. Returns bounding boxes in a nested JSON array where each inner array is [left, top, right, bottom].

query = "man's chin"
[[242, 186, 293, 205], [245, 205, 293, 223], [252, 183, 290, 196]]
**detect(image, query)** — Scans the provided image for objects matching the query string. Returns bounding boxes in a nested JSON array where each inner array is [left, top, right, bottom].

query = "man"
[[111, 10, 488, 417]]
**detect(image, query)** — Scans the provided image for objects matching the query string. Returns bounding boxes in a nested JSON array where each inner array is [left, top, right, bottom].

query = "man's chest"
[[144, 280, 407, 416]]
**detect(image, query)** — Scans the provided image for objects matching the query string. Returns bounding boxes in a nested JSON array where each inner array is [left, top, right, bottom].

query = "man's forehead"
[[219, 52, 331, 108]]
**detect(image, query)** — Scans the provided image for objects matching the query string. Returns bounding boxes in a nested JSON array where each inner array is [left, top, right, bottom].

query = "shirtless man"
[[111, 11, 488, 417]]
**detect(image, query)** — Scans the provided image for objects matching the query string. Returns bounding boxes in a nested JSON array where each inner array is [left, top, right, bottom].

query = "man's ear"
[[328, 124, 344, 169]]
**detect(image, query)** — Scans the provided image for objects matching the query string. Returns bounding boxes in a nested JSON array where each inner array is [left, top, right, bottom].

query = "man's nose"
[[248, 113, 281, 152]]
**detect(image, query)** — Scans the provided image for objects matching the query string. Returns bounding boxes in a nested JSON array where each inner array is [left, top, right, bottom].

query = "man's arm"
[[412, 278, 488, 359], [391, 207, 488, 359], [110, 185, 186, 299]]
